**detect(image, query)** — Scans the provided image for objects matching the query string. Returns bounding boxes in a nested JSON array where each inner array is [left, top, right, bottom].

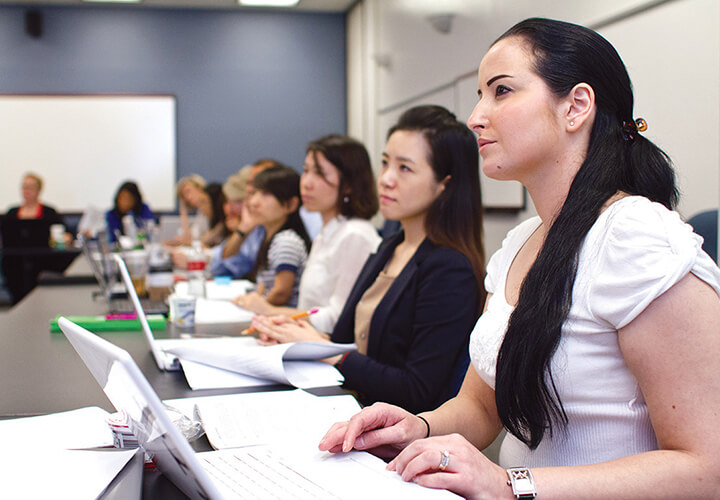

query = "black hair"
[[493, 18, 677, 449], [306, 135, 379, 220], [250, 165, 311, 278], [204, 182, 228, 237], [387, 105, 486, 304], [112, 181, 144, 217]]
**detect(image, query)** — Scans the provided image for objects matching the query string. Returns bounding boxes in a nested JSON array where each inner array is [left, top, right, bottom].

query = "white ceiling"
[[0, 0, 357, 11]]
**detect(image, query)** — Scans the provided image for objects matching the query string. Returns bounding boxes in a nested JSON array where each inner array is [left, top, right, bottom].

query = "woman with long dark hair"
[[250, 105, 485, 413], [105, 181, 155, 243], [233, 165, 311, 308], [319, 18, 720, 499]]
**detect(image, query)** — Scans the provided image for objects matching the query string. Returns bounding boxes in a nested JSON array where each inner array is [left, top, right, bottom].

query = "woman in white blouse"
[[238, 135, 380, 333], [318, 18, 720, 499]]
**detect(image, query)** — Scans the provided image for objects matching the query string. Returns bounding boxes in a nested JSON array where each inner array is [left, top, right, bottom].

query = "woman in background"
[[251, 105, 485, 414], [233, 165, 311, 308], [237, 134, 381, 333], [105, 181, 155, 243], [169, 174, 225, 247], [7, 172, 64, 226], [319, 18, 720, 499]]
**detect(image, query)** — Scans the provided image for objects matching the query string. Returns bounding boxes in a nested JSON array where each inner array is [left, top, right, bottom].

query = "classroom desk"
[[0, 276, 331, 498]]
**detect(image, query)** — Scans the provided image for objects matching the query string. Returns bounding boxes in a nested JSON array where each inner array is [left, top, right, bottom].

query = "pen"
[[241, 307, 319, 335]]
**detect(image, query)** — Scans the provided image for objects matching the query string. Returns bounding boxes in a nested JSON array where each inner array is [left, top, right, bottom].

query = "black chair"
[[687, 209, 718, 263]]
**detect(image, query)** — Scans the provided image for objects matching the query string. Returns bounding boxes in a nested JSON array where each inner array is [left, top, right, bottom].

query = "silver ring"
[[438, 450, 450, 471]]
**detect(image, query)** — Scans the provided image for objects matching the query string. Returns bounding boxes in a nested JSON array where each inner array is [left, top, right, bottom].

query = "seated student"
[[3, 172, 72, 303], [105, 181, 155, 243], [237, 135, 381, 333], [201, 182, 229, 248], [250, 106, 486, 413], [168, 174, 226, 247], [233, 165, 311, 308], [210, 166, 264, 278], [6, 172, 65, 226]]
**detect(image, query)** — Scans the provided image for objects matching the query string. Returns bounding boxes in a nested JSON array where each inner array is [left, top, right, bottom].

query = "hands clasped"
[[248, 315, 326, 345]]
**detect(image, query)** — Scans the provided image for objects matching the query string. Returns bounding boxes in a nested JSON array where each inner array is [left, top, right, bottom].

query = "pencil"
[[241, 307, 319, 335]]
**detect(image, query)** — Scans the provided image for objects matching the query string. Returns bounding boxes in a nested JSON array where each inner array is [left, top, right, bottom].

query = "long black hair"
[[493, 18, 677, 449], [112, 181, 144, 217], [387, 105, 486, 304], [250, 165, 311, 278]]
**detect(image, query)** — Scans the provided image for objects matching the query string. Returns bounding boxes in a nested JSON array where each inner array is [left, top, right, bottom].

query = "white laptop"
[[58, 317, 458, 500], [112, 253, 180, 371]]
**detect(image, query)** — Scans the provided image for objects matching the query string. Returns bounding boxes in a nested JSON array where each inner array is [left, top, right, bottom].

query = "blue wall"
[[0, 6, 347, 187]]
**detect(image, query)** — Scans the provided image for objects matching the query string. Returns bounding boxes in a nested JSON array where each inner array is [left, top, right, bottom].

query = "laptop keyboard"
[[201, 449, 341, 500], [110, 298, 169, 315]]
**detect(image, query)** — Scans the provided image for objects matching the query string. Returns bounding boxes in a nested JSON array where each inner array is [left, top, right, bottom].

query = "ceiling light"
[[83, 0, 142, 3], [238, 0, 301, 6]]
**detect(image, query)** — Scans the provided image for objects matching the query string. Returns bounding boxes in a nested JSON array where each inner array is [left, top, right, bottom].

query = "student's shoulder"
[[272, 229, 307, 248], [422, 241, 473, 271], [338, 218, 381, 244]]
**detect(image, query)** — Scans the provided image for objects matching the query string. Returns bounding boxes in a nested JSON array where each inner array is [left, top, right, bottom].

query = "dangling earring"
[[343, 195, 349, 204]]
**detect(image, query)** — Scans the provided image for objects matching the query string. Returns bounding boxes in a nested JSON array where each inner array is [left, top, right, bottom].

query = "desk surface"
[[0, 276, 321, 498]]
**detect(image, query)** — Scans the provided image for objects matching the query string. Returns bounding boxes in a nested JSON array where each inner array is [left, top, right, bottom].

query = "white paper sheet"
[[178, 359, 276, 390], [174, 279, 253, 300], [193, 298, 254, 324], [163, 339, 354, 388], [0, 448, 139, 499], [1, 406, 114, 450], [165, 390, 361, 449]]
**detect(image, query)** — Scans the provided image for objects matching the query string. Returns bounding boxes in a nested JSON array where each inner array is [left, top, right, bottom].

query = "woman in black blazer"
[[251, 105, 485, 413]]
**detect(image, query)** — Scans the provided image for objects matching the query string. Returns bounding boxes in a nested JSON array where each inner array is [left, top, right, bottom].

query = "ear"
[[564, 83, 595, 132], [284, 196, 299, 213], [437, 175, 451, 194]]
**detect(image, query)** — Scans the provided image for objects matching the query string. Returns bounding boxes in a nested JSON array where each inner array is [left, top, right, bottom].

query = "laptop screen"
[[58, 317, 219, 500]]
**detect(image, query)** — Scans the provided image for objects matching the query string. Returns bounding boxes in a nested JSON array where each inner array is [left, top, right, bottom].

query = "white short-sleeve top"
[[469, 196, 720, 468]]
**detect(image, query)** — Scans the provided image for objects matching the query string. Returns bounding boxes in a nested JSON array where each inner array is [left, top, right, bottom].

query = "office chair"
[[687, 209, 718, 262]]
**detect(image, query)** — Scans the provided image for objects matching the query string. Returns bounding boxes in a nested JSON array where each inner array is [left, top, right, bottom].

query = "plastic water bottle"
[[186, 241, 206, 298], [122, 214, 137, 244]]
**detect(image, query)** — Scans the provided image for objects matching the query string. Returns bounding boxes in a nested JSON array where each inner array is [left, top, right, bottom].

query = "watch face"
[[508, 468, 537, 498]]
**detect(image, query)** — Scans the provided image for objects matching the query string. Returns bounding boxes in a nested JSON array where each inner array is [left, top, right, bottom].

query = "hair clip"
[[622, 117, 648, 141]]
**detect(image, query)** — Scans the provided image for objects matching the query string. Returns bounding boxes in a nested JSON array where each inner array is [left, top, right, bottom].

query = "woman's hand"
[[233, 291, 274, 315], [318, 402, 428, 459], [388, 434, 510, 500], [250, 315, 327, 344]]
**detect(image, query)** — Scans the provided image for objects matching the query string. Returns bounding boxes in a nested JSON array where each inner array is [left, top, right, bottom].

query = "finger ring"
[[438, 450, 450, 471]]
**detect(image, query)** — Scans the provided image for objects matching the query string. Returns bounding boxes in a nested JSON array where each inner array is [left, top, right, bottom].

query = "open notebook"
[[58, 317, 459, 500]]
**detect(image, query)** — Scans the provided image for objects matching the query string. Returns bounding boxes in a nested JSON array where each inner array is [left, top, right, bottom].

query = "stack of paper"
[[158, 337, 356, 389], [0, 407, 142, 498], [165, 389, 362, 449]]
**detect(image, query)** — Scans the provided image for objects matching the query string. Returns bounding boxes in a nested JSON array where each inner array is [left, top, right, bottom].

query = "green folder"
[[50, 314, 167, 333]]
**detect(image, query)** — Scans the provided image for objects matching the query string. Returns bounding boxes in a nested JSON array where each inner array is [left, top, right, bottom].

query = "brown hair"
[[306, 135, 378, 220]]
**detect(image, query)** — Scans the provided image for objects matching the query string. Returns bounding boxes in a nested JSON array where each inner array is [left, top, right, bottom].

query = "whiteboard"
[[0, 95, 177, 213]]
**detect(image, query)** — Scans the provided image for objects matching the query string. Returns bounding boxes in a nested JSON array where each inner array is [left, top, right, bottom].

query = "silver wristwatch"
[[506, 467, 537, 499]]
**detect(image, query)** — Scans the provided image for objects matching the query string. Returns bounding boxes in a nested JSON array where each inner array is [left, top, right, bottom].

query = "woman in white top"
[[237, 135, 381, 333], [319, 18, 720, 499]]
